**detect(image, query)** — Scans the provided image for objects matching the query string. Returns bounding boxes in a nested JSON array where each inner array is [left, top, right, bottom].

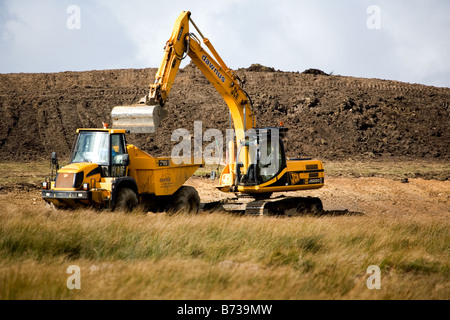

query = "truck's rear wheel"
[[115, 188, 138, 212], [169, 186, 200, 214]]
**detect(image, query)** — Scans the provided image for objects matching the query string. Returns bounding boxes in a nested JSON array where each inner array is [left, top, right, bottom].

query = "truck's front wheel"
[[114, 188, 138, 212]]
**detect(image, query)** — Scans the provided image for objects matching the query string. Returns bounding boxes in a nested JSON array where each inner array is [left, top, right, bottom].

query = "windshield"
[[258, 138, 282, 183], [71, 131, 110, 165], [236, 130, 285, 185]]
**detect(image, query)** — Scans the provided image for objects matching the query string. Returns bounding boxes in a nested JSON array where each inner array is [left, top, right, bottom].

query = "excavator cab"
[[236, 127, 287, 186]]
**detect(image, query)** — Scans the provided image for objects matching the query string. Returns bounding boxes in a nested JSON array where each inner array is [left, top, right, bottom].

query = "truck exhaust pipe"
[[111, 104, 168, 133]]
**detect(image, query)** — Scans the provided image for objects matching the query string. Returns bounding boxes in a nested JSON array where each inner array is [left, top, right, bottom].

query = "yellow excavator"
[[111, 11, 324, 215]]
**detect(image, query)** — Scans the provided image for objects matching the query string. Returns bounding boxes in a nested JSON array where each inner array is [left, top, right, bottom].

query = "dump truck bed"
[[126, 144, 201, 196]]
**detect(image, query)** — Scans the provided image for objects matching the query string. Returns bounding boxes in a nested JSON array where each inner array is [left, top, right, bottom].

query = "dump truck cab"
[[71, 128, 129, 178], [42, 128, 201, 212]]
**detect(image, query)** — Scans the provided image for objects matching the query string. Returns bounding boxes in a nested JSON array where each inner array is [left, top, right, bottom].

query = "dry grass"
[[0, 204, 448, 300], [0, 161, 448, 300], [0, 162, 49, 189]]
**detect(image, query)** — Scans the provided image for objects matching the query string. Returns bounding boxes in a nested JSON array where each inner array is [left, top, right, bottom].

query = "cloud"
[[95, 0, 247, 69], [380, 0, 450, 86], [0, 0, 138, 73], [0, 0, 449, 87]]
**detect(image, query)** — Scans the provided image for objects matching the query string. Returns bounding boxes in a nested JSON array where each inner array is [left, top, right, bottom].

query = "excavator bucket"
[[111, 105, 168, 133]]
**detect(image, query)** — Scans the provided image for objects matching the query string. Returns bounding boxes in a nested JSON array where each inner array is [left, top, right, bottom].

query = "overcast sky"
[[1, 0, 449, 87]]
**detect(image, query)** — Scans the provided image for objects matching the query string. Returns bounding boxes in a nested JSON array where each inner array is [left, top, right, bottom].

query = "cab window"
[[71, 131, 110, 165]]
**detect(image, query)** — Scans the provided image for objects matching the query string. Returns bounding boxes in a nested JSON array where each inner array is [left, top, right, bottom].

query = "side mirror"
[[121, 154, 130, 166], [51, 152, 58, 165], [50, 151, 59, 180]]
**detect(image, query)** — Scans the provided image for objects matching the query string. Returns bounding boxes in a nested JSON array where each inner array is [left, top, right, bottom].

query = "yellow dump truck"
[[41, 128, 201, 212]]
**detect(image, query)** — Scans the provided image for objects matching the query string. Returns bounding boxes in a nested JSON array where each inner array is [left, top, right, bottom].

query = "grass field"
[[0, 161, 448, 300], [0, 207, 448, 300]]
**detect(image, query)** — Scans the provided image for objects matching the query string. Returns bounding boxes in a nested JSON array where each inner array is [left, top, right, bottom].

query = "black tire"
[[169, 186, 200, 214], [114, 188, 138, 212]]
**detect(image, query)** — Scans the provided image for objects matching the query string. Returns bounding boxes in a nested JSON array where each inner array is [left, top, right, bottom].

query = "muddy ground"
[[0, 62, 449, 162]]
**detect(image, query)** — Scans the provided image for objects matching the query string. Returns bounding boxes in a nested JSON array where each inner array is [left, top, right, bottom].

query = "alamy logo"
[[66, 5, 81, 30], [367, 5, 381, 30], [366, 265, 381, 290], [66, 265, 81, 290], [170, 121, 280, 176]]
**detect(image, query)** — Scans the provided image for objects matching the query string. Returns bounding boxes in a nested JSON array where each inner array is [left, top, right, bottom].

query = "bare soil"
[[0, 63, 449, 163], [185, 176, 449, 218]]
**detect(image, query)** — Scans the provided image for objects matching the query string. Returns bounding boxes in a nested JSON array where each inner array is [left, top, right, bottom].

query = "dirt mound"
[[0, 65, 449, 162], [244, 64, 276, 72], [302, 68, 329, 76]]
